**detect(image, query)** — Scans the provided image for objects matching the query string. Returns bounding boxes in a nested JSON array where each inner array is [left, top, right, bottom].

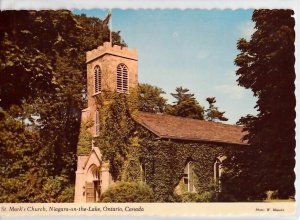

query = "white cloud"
[[238, 21, 255, 40], [214, 84, 245, 100]]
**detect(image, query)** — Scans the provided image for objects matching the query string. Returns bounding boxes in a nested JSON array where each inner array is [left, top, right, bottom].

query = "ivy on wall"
[[92, 90, 245, 202], [138, 127, 230, 201], [77, 117, 94, 155], [94, 90, 139, 181]]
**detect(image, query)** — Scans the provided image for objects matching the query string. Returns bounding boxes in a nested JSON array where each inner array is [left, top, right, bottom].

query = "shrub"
[[58, 185, 74, 202], [38, 176, 75, 202], [99, 182, 155, 202], [180, 191, 216, 202], [197, 191, 216, 202], [180, 192, 199, 202]]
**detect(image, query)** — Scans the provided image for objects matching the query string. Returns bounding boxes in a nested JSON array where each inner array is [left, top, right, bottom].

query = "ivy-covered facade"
[[74, 42, 247, 203], [133, 112, 247, 202]]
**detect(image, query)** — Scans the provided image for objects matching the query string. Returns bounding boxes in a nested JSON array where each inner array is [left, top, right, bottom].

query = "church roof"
[[135, 111, 248, 146]]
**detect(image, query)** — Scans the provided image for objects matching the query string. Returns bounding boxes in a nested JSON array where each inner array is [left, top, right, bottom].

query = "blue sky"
[[74, 9, 257, 124]]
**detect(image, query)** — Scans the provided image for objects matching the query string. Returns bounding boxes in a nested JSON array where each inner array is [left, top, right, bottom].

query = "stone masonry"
[[74, 42, 138, 203]]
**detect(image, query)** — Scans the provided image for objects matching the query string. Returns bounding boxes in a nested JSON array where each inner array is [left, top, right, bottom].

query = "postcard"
[[0, 0, 298, 219]]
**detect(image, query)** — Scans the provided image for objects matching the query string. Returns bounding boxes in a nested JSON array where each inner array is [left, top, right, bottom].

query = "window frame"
[[116, 63, 129, 93], [94, 65, 101, 95], [183, 161, 194, 192], [214, 158, 222, 192]]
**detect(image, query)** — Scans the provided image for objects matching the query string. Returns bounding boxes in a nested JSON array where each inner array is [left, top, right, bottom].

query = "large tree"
[[205, 97, 228, 122], [168, 87, 204, 119], [232, 9, 295, 199], [137, 83, 167, 113], [0, 10, 125, 202]]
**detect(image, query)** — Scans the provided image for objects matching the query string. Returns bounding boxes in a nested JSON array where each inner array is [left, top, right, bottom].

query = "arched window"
[[183, 161, 194, 192], [95, 110, 100, 135], [94, 65, 101, 93], [214, 158, 222, 192], [116, 63, 128, 93]]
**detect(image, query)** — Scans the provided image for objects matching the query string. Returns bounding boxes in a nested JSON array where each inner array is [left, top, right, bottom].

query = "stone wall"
[[74, 42, 139, 203], [86, 42, 138, 136]]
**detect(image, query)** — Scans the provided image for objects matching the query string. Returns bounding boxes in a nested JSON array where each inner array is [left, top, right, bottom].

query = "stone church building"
[[74, 42, 247, 203]]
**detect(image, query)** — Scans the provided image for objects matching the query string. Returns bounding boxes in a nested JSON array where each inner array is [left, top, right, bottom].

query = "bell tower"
[[74, 42, 138, 203], [84, 42, 138, 136]]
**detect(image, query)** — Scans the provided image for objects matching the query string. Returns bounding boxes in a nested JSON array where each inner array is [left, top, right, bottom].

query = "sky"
[[73, 9, 257, 124]]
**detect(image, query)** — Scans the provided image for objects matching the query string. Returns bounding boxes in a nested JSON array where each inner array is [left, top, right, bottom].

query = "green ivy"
[[137, 127, 244, 202], [92, 90, 244, 202], [94, 91, 138, 181], [77, 117, 93, 155]]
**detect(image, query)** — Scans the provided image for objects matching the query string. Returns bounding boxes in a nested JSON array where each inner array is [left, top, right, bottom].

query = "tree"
[[205, 97, 228, 122], [0, 10, 126, 202], [168, 87, 204, 120], [0, 109, 41, 202], [137, 83, 167, 113], [233, 9, 295, 199]]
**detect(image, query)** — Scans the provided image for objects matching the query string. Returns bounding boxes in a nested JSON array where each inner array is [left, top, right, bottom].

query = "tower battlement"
[[86, 42, 138, 63]]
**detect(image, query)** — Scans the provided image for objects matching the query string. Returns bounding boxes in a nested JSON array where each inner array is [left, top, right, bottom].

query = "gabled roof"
[[83, 146, 102, 169], [135, 111, 248, 146]]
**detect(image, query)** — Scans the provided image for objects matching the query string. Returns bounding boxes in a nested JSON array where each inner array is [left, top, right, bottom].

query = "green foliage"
[[91, 88, 241, 202], [40, 176, 73, 203], [205, 97, 228, 122], [77, 117, 93, 155], [197, 191, 216, 202], [58, 185, 75, 202], [0, 108, 44, 202], [0, 110, 74, 203], [94, 91, 137, 181], [234, 9, 295, 199], [137, 83, 167, 113], [179, 192, 198, 202], [0, 10, 126, 202], [138, 85, 227, 122], [180, 192, 216, 202], [138, 127, 236, 202], [121, 137, 143, 182], [99, 182, 155, 203], [92, 91, 235, 202], [168, 87, 204, 119]]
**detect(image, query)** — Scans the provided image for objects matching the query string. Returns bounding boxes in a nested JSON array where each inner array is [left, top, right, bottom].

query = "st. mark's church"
[[74, 42, 246, 203]]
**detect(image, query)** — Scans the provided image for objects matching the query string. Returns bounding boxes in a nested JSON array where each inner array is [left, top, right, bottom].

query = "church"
[[74, 42, 247, 203]]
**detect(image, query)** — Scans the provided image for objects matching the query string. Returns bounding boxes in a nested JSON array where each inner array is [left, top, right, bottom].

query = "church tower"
[[84, 42, 138, 135], [74, 42, 138, 203]]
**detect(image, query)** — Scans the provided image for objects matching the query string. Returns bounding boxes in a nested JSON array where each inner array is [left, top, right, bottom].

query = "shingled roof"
[[135, 111, 248, 146]]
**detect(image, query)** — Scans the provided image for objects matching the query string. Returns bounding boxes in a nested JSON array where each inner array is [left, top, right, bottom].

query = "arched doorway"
[[85, 164, 101, 202]]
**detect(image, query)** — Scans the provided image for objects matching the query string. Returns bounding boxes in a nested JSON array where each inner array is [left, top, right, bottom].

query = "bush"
[[180, 191, 216, 202], [58, 185, 74, 202], [99, 182, 155, 202], [197, 191, 216, 202], [37, 176, 74, 202], [180, 192, 199, 202]]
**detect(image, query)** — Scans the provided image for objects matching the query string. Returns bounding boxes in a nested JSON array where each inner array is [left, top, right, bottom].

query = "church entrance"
[[85, 164, 101, 202]]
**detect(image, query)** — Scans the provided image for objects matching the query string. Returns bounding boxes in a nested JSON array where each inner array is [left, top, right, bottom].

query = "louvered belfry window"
[[116, 63, 129, 93], [94, 65, 101, 94]]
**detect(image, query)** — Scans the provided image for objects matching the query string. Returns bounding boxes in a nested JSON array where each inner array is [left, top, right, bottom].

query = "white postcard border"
[[0, 0, 299, 219]]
